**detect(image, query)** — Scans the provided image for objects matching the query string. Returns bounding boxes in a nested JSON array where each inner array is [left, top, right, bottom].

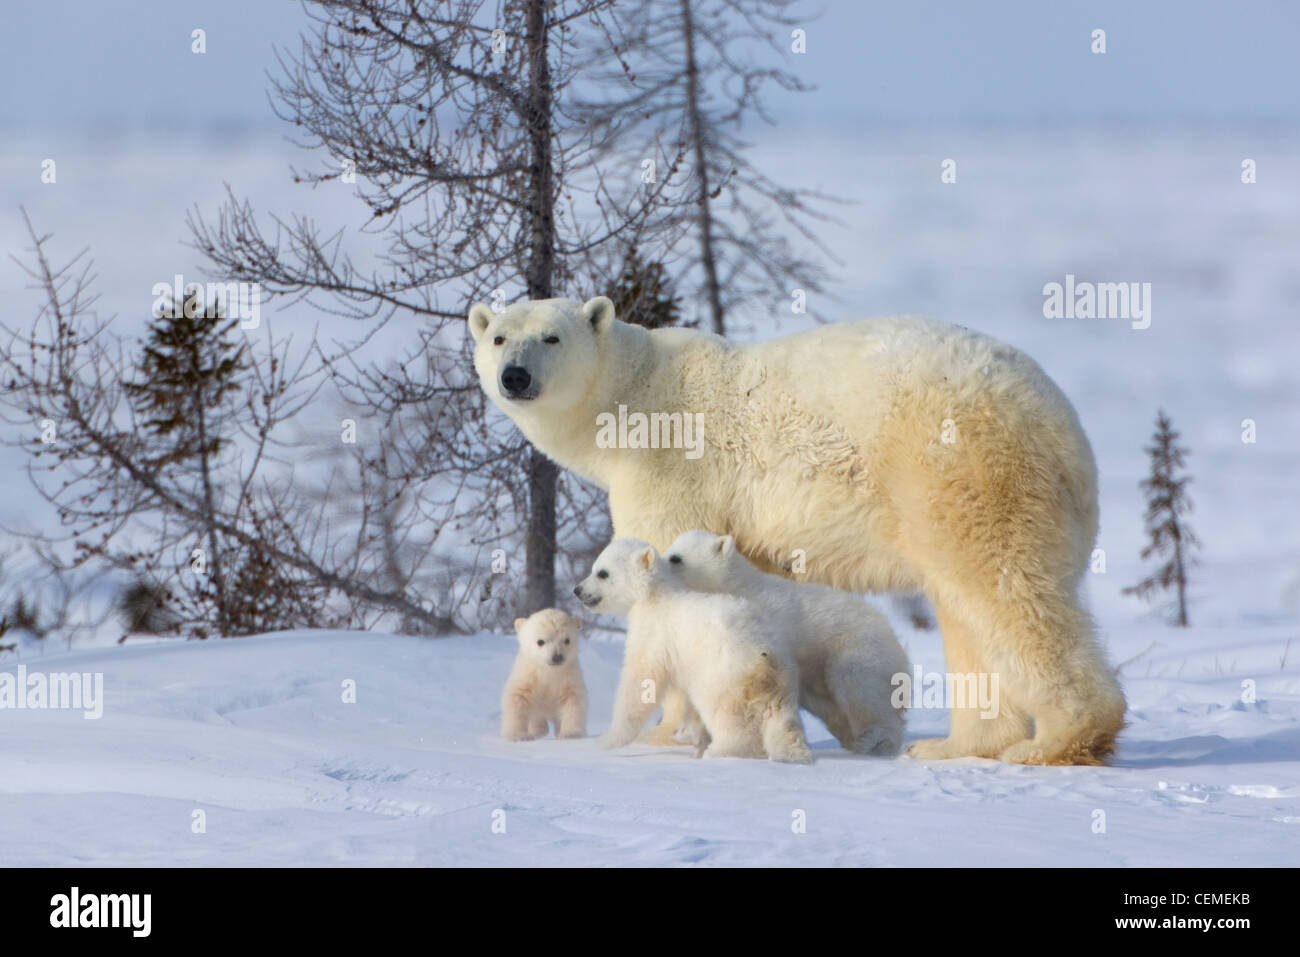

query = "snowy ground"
[[1, 123, 1297, 865], [2, 616, 1296, 867]]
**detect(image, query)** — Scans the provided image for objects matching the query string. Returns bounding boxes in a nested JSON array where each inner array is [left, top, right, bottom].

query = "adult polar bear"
[[468, 296, 1126, 765]]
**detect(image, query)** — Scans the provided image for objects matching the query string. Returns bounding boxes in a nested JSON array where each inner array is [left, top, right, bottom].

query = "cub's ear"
[[716, 535, 735, 555], [581, 296, 616, 335], [513, 617, 527, 633], [567, 614, 584, 631], [468, 303, 494, 342], [638, 545, 657, 570]]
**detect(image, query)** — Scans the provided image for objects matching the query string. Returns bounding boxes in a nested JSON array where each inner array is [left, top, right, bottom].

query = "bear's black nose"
[[550, 654, 564, 665], [573, 585, 583, 597], [501, 365, 532, 395]]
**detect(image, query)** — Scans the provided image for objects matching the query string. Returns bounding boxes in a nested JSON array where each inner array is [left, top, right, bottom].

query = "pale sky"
[[2, 0, 1297, 135]]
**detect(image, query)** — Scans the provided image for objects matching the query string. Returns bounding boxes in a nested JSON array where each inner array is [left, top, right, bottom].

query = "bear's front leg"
[[502, 690, 536, 741], [599, 659, 665, 749], [556, 688, 588, 739]]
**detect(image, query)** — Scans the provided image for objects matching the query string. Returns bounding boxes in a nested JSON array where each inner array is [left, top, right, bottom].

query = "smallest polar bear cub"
[[665, 531, 909, 756], [574, 539, 812, 763], [501, 609, 588, 740]]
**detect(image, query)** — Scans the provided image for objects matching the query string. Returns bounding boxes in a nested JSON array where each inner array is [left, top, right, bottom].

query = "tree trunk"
[[193, 388, 229, 635], [522, 0, 558, 614], [680, 0, 725, 336], [1172, 530, 1188, 627]]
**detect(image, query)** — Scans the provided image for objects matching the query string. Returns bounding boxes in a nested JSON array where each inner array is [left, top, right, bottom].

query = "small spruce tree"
[[123, 293, 249, 635], [607, 247, 683, 330], [1124, 409, 1198, 626], [118, 575, 178, 635]]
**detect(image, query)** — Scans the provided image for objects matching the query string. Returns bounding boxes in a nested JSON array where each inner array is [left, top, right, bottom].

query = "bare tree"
[[581, 0, 841, 334], [188, 0, 674, 617], [1, 214, 464, 638]]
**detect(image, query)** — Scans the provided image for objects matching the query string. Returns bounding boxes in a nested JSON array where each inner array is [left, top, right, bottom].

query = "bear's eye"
[[543, 335, 560, 344], [536, 639, 545, 647], [493, 336, 505, 346], [596, 570, 609, 580], [564, 638, 570, 645], [668, 554, 682, 564]]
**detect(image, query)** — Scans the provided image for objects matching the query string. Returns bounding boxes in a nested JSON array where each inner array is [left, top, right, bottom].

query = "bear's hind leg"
[[699, 700, 767, 759], [851, 713, 905, 756], [986, 597, 1126, 766], [677, 704, 712, 756], [800, 684, 854, 749], [906, 602, 1031, 760], [760, 702, 814, 764], [823, 658, 906, 756]]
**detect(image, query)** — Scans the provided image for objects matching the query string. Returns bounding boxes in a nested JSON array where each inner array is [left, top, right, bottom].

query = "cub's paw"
[[637, 724, 687, 747], [772, 745, 814, 765], [853, 727, 903, 757], [906, 737, 964, 760]]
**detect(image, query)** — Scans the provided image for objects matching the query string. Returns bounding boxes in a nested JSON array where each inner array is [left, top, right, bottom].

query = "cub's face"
[[515, 610, 583, 668], [467, 297, 616, 416], [663, 530, 736, 593], [573, 539, 657, 615]]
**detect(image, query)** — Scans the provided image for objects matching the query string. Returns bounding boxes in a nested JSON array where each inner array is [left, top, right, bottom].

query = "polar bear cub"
[[665, 530, 909, 756], [501, 609, 588, 740], [574, 539, 812, 763]]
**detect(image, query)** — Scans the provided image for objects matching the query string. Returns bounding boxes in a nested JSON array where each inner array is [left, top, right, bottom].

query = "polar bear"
[[468, 297, 1126, 765], [574, 539, 812, 763], [501, 609, 587, 740], [664, 529, 908, 756]]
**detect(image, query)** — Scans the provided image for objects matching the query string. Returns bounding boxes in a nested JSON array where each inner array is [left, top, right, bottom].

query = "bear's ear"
[[638, 545, 656, 570], [568, 614, 584, 631], [468, 303, 494, 342], [715, 535, 735, 555], [513, 617, 527, 633], [581, 296, 616, 335]]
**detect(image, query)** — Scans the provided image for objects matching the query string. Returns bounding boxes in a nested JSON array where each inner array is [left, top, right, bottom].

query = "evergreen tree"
[[123, 293, 249, 634], [607, 247, 683, 330], [117, 575, 177, 635], [1124, 410, 1198, 626]]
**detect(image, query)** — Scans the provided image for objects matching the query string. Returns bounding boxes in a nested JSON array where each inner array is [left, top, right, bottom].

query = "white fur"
[[501, 609, 587, 741], [470, 298, 1126, 765], [665, 529, 909, 755], [575, 539, 812, 763]]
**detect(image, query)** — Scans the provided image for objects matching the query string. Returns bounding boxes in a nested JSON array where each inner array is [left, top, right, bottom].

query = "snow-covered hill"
[[2, 618, 1296, 867]]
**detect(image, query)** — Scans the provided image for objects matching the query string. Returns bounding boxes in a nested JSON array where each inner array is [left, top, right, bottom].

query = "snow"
[[2, 618, 1296, 866], [2, 119, 1298, 866]]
